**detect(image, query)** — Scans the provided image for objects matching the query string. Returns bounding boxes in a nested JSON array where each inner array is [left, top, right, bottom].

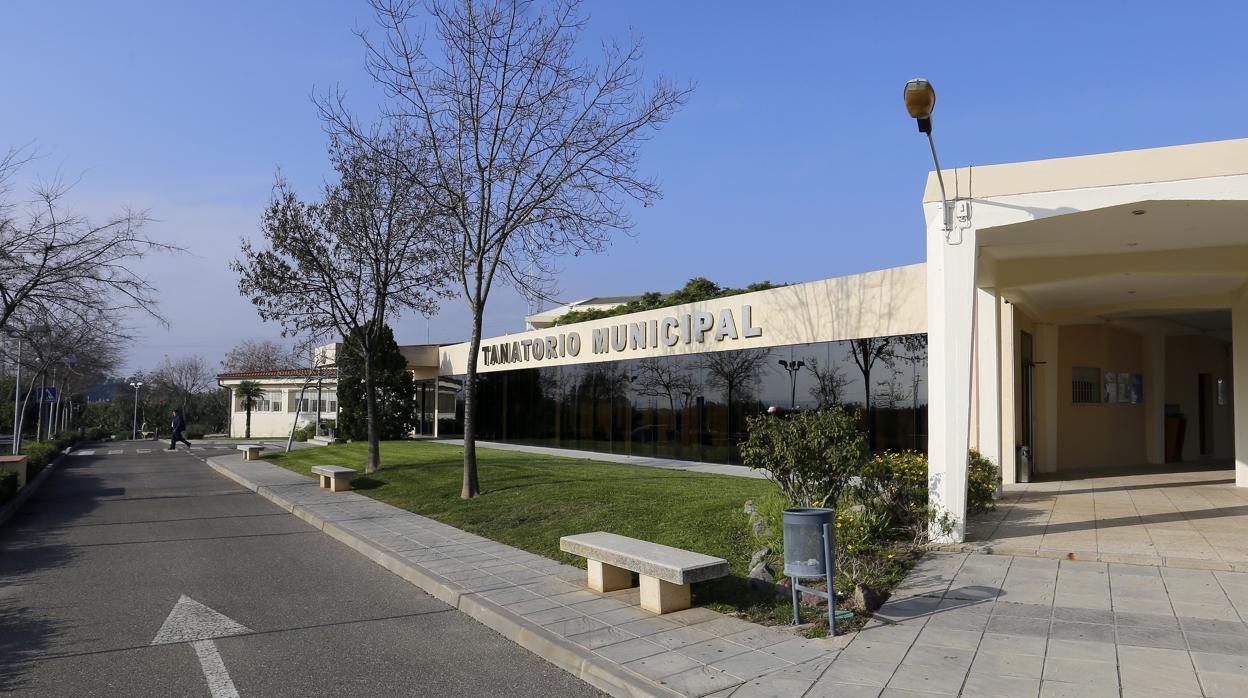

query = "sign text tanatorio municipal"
[[481, 305, 762, 366]]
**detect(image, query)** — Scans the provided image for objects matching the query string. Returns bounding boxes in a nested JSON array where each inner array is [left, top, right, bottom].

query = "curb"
[[0, 449, 70, 529], [931, 542, 1248, 573], [205, 455, 682, 698]]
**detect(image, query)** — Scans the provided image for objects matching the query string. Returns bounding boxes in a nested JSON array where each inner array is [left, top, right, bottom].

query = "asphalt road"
[[0, 443, 604, 697]]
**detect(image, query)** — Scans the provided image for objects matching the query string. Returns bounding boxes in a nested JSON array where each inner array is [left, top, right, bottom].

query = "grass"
[[266, 440, 837, 634]]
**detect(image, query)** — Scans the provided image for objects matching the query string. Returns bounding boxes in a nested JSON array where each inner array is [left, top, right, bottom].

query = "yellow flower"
[[847, 545, 855, 551], [887, 554, 895, 560], [835, 523, 842, 528]]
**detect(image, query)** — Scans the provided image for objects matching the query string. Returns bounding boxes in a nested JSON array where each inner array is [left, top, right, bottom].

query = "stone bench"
[[559, 532, 730, 614], [311, 465, 356, 492], [236, 444, 265, 461]]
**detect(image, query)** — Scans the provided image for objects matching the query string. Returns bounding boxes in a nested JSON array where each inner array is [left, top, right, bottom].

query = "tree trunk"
[[245, 405, 252, 439], [461, 308, 483, 499], [364, 347, 382, 473]]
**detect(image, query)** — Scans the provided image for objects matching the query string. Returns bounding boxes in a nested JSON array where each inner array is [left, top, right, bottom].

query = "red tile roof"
[[217, 367, 338, 380]]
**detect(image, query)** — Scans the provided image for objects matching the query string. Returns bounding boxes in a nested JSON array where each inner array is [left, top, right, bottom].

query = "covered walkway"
[[952, 464, 1248, 570]]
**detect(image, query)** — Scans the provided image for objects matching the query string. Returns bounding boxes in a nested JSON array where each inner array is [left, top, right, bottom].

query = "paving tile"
[[593, 637, 667, 664], [523, 604, 584, 625], [1045, 639, 1117, 664], [591, 606, 653, 626], [854, 620, 925, 645], [1189, 650, 1248, 675], [662, 607, 724, 626], [1199, 671, 1248, 698], [1117, 646, 1202, 696], [977, 631, 1047, 656], [840, 639, 912, 664], [624, 651, 702, 681], [819, 657, 901, 687], [1184, 630, 1248, 655], [1176, 616, 1248, 636], [654, 664, 741, 697], [985, 615, 1050, 638], [885, 660, 969, 694], [1038, 679, 1119, 697], [542, 615, 608, 638], [648, 625, 718, 651], [677, 637, 753, 664], [1113, 624, 1186, 650], [759, 637, 836, 664], [567, 625, 638, 650], [968, 650, 1044, 679], [960, 672, 1041, 698], [719, 626, 795, 650], [709, 649, 792, 682], [994, 601, 1052, 619], [567, 597, 632, 616], [727, 671, 818, 698], [1051, 606, 1113, 624], [804, 681, 884, 698], [1115, 611, 1180, 628], [914, 626, 982, 651], [507, 596, 561, 616], [616, 616, 682, 637], [1041, 657, 1119, 689], [1048, 619, 1116, 644]]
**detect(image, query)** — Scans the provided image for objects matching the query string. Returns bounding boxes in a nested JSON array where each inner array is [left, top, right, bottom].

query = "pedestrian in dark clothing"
[[169, 409, 192, 450]]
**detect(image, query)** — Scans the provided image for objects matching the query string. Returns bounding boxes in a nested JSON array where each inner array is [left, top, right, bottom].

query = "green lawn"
[[265, 440, 828, 630]]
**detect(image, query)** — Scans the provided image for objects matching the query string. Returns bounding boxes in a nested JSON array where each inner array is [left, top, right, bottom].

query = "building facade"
[[217, 368, 338, 439]]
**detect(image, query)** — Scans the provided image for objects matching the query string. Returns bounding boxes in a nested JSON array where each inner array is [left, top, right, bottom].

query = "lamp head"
[[904, 78, 936, 133]]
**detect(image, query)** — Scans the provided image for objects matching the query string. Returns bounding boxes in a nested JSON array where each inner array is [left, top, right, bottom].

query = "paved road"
[[0, 444, 604, 697]]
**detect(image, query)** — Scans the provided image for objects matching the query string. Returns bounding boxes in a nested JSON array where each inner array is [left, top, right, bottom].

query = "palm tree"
[[236, 381, 264, 439]]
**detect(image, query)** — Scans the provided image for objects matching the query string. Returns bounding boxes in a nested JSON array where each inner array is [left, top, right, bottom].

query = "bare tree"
[[702, 349, 770, 441], [806, 356, 849, 408], [221, 339, 299, 372], [0, 151, 172, 333], [323, 0, 691, 497], [233, 136, 447, 473], [151, 355, 214, 411], [633, 358, 696, 418]]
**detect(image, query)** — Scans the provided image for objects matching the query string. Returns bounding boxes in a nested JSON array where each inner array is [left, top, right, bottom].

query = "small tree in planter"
[[740, 405, 868, 509]]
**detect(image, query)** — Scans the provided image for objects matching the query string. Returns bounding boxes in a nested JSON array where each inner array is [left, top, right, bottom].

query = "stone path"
[[440, 438, 768, 479], [957, 465, 1248, 571], [834, 551, 1248, 697]]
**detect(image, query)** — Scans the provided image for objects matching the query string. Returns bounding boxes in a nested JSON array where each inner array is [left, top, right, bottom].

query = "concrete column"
[[1233, 286, 1248, 487], [1038, 323, 1060, 474], [433, 381, 441, 438], [1000, 302, 1018, 485], [1142, 333, 1166, 465], [926, 208, 977, 543], [976, 287, 1003, 493]]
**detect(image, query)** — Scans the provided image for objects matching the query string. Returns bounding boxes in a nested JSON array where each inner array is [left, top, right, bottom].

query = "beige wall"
[[437, 264, 928, 375], [1055, 325, 1146, 472], [1165, 335, 1234, 462]]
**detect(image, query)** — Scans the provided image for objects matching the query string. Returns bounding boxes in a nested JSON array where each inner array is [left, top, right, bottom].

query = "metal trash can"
[[782, 507, 834, 577], [1017, 445, 1032, 484]]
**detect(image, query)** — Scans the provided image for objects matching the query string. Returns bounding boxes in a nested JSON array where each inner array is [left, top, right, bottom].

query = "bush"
[[22, 441, 59, 478], [739, 405, 868, 508], [186, 431, 206, 440], [858, 449, 998, 536], [967, 449, 998, 515], [86, 427, 111, 442], [292, 424, 317, 442]]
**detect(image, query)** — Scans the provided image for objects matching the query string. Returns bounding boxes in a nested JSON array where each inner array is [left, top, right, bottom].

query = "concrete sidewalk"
[[202, 453, 838, 698], [436, 438, 768, 479]]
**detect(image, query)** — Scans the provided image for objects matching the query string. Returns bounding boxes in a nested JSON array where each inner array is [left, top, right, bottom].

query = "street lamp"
[[778, 359, 805, 409], [129, 380, 144, 440], [904, 78, 952, 232]]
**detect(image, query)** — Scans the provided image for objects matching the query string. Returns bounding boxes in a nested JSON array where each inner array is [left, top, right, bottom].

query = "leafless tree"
[[633, 358, 696, 417], [151, 355, 215, 411], [322, 0, 691, 497], [233, 136, 448, 473], [221, 339, 299, 372], [702, 349, 770, 438], [806, 356, 849, 408], [0, 150, 173, 333]]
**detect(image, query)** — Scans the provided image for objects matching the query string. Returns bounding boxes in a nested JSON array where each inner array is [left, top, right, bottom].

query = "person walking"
[[169, 409, 192, 450]]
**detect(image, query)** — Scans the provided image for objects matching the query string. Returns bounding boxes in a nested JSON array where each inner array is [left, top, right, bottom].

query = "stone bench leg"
[[587, 559, 632, 593], [640, 575, 690, 614], [329, 475, 351, 493]]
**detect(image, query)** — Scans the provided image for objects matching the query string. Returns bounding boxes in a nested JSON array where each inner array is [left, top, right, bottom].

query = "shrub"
[[859, 449, 998, 535], [186, 431, 206, 440], [86, 427, 111, 442], [739, 405, 868, 508], [967, 449, 998, 515], [22, 441, 59, 478]]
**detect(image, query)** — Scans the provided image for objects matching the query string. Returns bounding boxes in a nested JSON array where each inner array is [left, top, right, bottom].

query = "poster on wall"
[[1104, 372, 1116, 403], [1117, 372, 1130, 403], [1130, 373, 1143, 404]]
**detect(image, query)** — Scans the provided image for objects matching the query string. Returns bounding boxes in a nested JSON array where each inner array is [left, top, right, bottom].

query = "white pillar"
[[926, 210, 977, 543], [433, 381, 441, 438], [1000, 302, 1018, 485], [1142, 333, 1166, 465], [976, 287, 1003, 496], [1232, 286, 1248, 486]]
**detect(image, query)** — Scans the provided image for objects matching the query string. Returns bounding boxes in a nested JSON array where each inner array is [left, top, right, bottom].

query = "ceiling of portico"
[[980, 200, 1248, 323]]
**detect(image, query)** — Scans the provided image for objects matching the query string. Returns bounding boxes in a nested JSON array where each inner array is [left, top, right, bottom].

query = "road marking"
[[73, 450, 96, 456], [137, 449, 152, 453], [107, 449, 123, 455], [152, 595, 251, 698]]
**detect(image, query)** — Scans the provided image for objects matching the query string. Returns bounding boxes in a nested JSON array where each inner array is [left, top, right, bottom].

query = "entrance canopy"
[[924, 137, 1248, 542]]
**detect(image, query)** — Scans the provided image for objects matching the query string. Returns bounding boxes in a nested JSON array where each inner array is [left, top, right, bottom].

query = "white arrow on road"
[[151, 595, 252, 698]]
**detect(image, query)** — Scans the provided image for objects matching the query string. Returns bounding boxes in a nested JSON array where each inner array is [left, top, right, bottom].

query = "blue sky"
[[3, 1, 1246, 374]]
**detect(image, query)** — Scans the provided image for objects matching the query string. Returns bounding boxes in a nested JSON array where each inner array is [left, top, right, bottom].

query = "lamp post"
[[903, 78, 952, 232], [129, 380, 143, 440], [778, 359, 805, 409], [7, 335, 20, 454]]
